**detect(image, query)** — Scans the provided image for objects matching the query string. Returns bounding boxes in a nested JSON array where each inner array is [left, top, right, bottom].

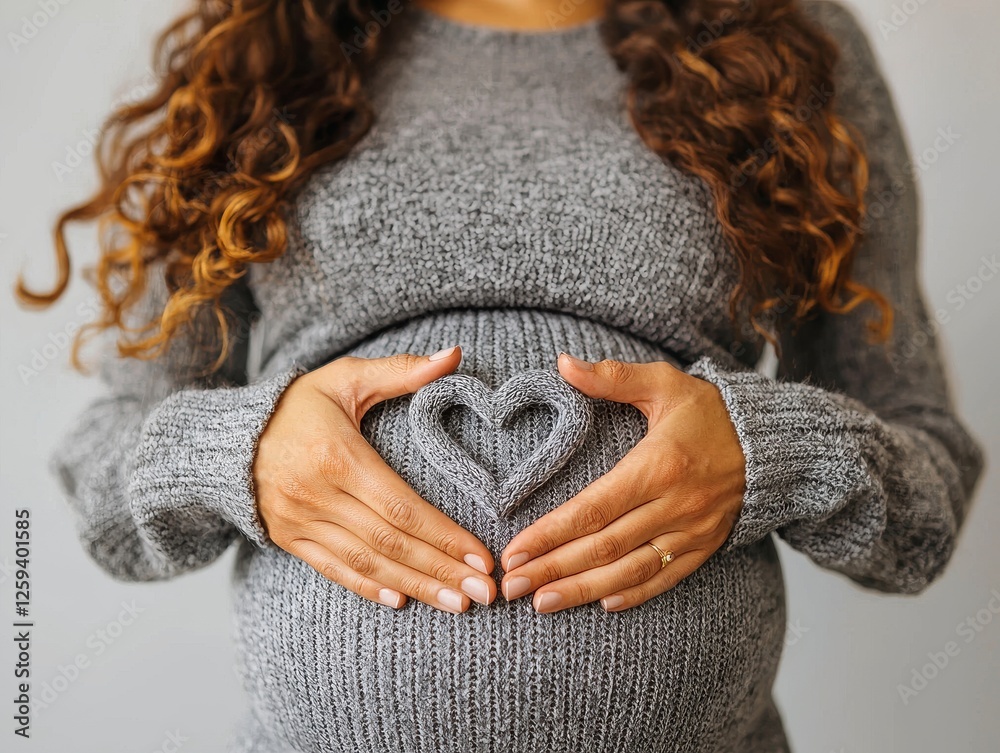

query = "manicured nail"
[[379, 588, 404, 608], [561, 352, 594, 371], [504, 576, 532, 601], [461, 577, 491, 605], [464, 553, 491, 574], [438, 588, 466, 612], [506, 551, 530, 570], [535, 591, 563, 612], [601, 594, 625, 611], [429, 345, 458, 361]]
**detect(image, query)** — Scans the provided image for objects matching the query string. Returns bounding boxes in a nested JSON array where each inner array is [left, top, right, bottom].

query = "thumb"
[[328, 345, 462, 418], [557, 353, 671, 411]]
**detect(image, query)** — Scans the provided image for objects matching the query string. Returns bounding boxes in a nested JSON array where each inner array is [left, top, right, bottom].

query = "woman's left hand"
[[499, 353, 747, 613]]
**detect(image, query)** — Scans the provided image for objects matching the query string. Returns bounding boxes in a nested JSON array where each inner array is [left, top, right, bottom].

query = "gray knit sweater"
[[49, 2, 985, 752]]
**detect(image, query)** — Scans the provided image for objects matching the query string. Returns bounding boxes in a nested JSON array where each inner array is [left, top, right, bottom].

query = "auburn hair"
[[15, 0, 892, 376]]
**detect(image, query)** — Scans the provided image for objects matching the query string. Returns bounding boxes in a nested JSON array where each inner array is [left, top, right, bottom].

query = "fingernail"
[[601, 594, 625, 611], [503, 576, 532, 601], [461, 577, 491, 605], [464, 553, 491, 574], [535, 591, 563, 612], [505, 551, 530, 570], [561, 352, 594, 371], [379, 588, 404, 608], [438, 588, 466, 612], [429, 345, 458, 361]]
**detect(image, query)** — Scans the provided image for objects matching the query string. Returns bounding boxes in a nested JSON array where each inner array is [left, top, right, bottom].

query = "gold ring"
[[647, 542, 674, 569]]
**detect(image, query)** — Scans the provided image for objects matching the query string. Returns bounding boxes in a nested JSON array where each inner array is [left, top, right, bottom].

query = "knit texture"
[[408, 369, 596, 519], [48, 2, 984, 752], [232, 310, 785, 753]]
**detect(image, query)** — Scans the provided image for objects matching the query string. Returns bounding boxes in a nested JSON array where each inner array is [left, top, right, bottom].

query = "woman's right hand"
[[252, 345, 497, 613]]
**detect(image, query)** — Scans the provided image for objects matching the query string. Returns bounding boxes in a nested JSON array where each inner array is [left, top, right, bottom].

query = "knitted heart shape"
[[408, 369, 593, 519]]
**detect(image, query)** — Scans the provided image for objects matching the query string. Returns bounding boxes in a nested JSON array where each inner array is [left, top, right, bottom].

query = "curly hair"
[[15, 0, 891, 376]]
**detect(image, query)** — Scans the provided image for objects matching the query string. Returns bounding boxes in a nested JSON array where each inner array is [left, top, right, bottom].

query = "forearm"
[[687, 355, 984, 594], [51, 365, 307, 581]]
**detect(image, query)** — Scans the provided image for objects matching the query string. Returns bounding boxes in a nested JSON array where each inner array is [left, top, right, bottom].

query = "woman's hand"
[[499, 353, 746, 613], [253, 346, 498, 614]]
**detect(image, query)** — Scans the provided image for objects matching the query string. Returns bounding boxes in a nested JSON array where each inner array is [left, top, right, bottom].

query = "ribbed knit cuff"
[[129, 362, 310, 555], [685, 355, 876, 553]]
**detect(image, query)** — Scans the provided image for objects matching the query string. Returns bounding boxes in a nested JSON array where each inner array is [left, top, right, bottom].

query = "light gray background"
[[1, 1, 997, 751]]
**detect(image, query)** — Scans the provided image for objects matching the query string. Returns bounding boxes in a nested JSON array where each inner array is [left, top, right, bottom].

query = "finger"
[[500, 498, 676, 594], [320, 417, 495, 577], [322, 347, 463, 419], [326, 495, 496, 606], [600, 547, 708, 612], [500, 438, 664, 571], [286, 538, 408, 609], [557, 354, 683, 413], [296, 523, 474, 614], [528, 534, 691, 613]]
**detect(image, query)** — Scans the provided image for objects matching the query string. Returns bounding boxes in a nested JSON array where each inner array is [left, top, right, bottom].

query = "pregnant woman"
[[20, 0, 984, 750]]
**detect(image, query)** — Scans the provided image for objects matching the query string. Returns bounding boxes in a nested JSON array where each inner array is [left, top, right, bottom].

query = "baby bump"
[[232, 309, 786, 753]]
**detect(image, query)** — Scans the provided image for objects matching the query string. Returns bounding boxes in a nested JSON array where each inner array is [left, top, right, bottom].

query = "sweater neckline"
[[405, 4, 603, 47]]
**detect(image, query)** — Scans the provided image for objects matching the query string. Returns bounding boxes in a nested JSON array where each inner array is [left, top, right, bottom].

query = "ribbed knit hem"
[[685, 355, 881, 554], [343, 307, 685, 385], [128, 362, 309, 560]]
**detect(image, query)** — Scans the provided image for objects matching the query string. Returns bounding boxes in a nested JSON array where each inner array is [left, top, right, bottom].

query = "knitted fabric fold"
[[129, 363, 310, 554]]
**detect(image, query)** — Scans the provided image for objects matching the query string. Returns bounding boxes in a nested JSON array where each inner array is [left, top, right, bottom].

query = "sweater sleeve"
[[685, 1, 985, 595], [48, 264, 309, 581]]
